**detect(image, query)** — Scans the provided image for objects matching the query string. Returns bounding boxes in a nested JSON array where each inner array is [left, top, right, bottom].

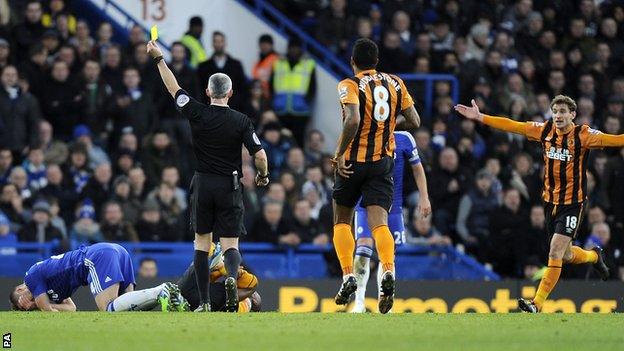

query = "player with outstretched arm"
[[454, 95, 618, 313]]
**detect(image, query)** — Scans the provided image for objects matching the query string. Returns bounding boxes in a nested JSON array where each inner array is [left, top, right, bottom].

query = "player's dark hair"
[[550, 94, 577, 112], [140, 257, 156, 265], [352, 38, 378, 70]]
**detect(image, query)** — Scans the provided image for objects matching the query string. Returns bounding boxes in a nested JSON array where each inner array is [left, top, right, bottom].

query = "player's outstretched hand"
[[332, 155, 354, 178], [255, 173, 269, 187], [453, 99, 483, 122], [146, 40, 163, 59]]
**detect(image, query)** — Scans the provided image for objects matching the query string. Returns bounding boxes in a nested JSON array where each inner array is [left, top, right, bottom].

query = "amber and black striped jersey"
[[483, 115, 624, 205], [337, 69, 414, 163]]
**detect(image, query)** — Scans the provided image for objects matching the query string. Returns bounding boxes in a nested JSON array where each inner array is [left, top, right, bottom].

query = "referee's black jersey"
[[174, 89, 263, 176]]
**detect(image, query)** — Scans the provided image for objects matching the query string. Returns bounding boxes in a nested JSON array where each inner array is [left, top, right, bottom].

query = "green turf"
[[2, 312, 623, 351]]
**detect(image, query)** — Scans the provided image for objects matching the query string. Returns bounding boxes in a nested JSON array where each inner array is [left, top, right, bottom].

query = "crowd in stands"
[[1, 0, 624, 280]]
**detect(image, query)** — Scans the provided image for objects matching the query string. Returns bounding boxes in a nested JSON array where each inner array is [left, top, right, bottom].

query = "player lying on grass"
[[176, 243, 261, 312], [9, 243, 186, 312], [454, 95, 616, 313]]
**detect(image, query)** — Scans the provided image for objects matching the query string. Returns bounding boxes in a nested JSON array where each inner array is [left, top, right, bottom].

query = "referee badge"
[[176, 94, 190, 107]]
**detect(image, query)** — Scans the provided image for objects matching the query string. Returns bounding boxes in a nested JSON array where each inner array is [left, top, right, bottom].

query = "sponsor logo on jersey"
[[546, 147, 573, 161]]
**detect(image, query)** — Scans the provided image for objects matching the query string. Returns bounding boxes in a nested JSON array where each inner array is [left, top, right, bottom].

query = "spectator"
[[11, 1, 45, 61], [303, 164, 331, 206], [92, 22, 114, 64], [128, 166, 148, 202], [110, 175, 140, 225], [466, 23, 491, 61], [270, 38, 316, 146], [284, 147, 306, 184], [392, 10, 415, 56], [80, 162, 112, 217], [279, 171, 300, 210], [429, 147, 470, 235], [456, 170, 500, 257], [135, 198, 177, 242], [516, 11, 544, 57], [40, 60, 82, 141], [518, 205, 550, 263], [501, 0, 533, 33], [304, 129, 325, 164], [124, 25, 146, 60], [604, 148, 624, 226], [68, 20, 94, 61], [70, 199, 103, 244], [73, 124, 109, 169], [0, 183, 25, 231], [180, 16, 207, 68], [146, 183, 183, 232], [250, 201, 296, 245], [242, 163, 261, 231], [242, 79, 270, 126], [22, 146, 47, 191], [378, 30, 411, 73], [79, 60, 113, 138], [561, 17, 596, 59], [18, 199, 64, 242], [16, 44, 47, 98], [100, 44, 123, 93], [197, 31, 247, 110], [38, 120, 68, 165], [315, 0, 354, 56], [509, 152, 542, 204], [138, 257, 158, 279], [292, 198, 328, 245], [142, 130, 179, 187], [100, 201, 138, 242], [39, 164, 76, 224], [161, 166, 187, 211], [9, 167, 32, 202], [110, 67, 158, 143], [489, 188, 529, 278], [0, 65, 41, 153], [252, 34, 279, 99], [63, 142, 90, 194], [430, 19, 455, 56], [0, 210, 17, 244], [406, 209, 452, 246], [261, 122, 292, 178]]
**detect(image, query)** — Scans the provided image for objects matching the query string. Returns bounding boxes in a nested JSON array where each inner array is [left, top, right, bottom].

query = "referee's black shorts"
[[332, 156, 394, 212], [190, 172, 243, 238]]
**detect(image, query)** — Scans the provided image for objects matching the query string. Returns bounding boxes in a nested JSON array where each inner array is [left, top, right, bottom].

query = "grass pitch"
[[2, 312, 623, 351]]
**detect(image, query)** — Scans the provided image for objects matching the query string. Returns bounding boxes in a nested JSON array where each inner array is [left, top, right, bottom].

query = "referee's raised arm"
[[148, 40, 269, 312], [147, 40, 181, 97]]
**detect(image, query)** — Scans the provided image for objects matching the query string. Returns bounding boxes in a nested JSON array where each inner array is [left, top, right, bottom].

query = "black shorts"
[[190, 172, 243, 238], [544, 202, 586, 238], [332, 156, 394, 212]]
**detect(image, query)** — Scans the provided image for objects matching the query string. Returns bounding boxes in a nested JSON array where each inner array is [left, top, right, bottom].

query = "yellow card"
[[150, 25, 158, 41]]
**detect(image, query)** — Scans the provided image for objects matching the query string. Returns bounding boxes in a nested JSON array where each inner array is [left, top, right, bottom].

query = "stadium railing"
[[0, 241, 499, 281]]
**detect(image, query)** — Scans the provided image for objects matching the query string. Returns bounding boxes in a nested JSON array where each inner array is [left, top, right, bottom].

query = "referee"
[[148, 41, 269, 312]]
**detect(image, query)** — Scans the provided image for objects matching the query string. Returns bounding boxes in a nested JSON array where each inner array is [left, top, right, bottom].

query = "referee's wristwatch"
[[257, 172, 269, 179]]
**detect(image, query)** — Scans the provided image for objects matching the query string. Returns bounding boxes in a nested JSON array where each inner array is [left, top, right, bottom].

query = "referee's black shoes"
[[592, 246, 610, 281]]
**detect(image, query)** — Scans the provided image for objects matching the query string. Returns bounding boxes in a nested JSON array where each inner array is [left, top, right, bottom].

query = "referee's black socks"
[[194, 249, 210, 304], [224, 248, 242, 279]]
